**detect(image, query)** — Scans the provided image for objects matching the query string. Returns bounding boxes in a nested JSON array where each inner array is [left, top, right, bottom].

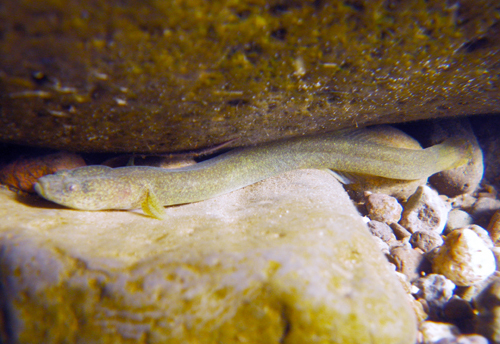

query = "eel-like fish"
[[34, 129, 471, 219]]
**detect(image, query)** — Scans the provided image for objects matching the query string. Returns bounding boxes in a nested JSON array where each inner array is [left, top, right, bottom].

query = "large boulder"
[[0, 0, 499, 153], [0, 170, 416, 343]]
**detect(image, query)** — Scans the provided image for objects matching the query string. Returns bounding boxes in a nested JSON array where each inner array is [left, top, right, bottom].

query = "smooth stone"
[[410, 231, 444, 253], [428, 118, 484, 197], [419, 321, 461, 343], [471, 196, 500, 228], [475, 277, 500, 343], [487, 210, 500, 244], [413, 274, 456, 319], [0, 170, 416, 344], [366, 193, 403, 224], [432, 229, 496, 287], [400, 185, 451, 235], [390, 222, 413, 240], [389, 244, 427, 282], [367, 220, 396, 243], [445, 209, 475, 233], [443, 296, 476, 333]]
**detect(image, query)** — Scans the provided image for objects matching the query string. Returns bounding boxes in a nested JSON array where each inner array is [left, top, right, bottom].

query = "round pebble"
[[445, 209, 475, 232], [390, 222, 412, 240], [400, 185, 450, 234], [419, 321, 460, 343], [428, 118, 484, 198], [443, 296, 474, 322], [432, 228, 496, 287], [410, 231, 444, 253], [471, 196, 500, 227], [367, 220, 396, 243], [366, 193, 403, 224], [413, 274, 455, 318], [390, 245, 427, 282], [474, 277, 500, 343], [487, 209, 500, 244]]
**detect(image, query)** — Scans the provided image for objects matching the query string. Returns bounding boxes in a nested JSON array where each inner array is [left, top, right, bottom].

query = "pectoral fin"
[[141, 188, 164, 219]]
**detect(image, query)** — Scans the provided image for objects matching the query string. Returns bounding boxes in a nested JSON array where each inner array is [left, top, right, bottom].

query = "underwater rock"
[[0, 169, 416, 343], [432, 228, 496, 287], [1, 1, 499, 153], [366, 193, 403, 224], [400, 186, 450, 235]]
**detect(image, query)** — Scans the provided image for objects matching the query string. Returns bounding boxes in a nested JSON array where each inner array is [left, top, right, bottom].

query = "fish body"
[[34, 129, 471, 218]]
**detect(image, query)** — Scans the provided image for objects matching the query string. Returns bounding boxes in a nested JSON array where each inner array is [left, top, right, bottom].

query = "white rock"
[[400, 185, 451, 234], [432, 228, 496, 287], [419, 321, 460, 344]]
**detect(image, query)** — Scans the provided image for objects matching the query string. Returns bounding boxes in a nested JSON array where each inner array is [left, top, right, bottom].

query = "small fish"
[[34, 128, 471, 219]]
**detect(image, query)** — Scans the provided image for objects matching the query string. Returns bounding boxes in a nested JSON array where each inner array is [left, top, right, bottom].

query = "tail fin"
[[435, 137, 473, 171]]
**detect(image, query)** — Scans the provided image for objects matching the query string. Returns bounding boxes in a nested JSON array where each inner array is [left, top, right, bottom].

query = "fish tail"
[[433, 137, 473, 171]]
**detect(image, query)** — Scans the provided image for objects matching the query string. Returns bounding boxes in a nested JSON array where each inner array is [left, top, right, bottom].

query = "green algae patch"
[[0, 0, 499, 153]]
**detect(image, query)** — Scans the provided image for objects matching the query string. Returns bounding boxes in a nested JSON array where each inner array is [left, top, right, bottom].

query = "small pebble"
[[419, 321, 460, 344], [444, 295, 474, 320], [410, 231, 444, 253], [432, 228, 496, 287], [413, 274, 455, 319], [367, 220, 396, 243], [487, 209, 500, 244], [474, 277, 500, 343], [471, 196, 500, 227], [449, 194, 478, 211], [390, 245, 427, 282], [400, 185, 451, 234], [390, 222, 412, 240], [445, 209, 475, 233], [432, 334, 489, 344], [366, 193, 403, 223]]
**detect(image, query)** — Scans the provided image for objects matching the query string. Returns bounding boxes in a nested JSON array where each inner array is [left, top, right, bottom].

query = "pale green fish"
[[34, 129, 471, 219]]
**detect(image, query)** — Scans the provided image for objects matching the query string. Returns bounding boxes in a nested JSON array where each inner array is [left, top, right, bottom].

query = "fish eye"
[[66, 183, 79, 192]]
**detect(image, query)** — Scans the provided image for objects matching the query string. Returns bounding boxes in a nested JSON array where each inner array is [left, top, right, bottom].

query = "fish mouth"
[[34, 177, 54, 201], [34, 181, 45, 198]]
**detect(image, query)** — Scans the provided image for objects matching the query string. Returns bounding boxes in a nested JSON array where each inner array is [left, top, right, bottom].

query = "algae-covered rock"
[[0, 0, 499, 153], [0, 170, 416, 343]]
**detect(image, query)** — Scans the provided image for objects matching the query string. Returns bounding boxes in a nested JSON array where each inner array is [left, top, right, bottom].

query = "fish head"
[[34, 166, 135, 211]]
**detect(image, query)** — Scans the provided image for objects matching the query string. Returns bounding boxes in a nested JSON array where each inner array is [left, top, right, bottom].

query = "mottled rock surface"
[[0, 170, 416, 343], [401, 186, 450, 235], [1, 0, 499, 153]]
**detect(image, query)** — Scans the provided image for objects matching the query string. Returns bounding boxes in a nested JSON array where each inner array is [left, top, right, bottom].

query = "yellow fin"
[[141, 188, 164, 219]]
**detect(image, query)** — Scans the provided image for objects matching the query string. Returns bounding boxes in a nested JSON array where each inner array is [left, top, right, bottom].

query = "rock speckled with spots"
[[400, 185, 450, 234]]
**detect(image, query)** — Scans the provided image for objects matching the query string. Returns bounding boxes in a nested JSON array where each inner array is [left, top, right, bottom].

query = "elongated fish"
[[34, 129, 471, 219]]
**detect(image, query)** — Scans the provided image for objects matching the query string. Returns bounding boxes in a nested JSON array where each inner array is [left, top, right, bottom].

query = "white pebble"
[[432, 228, 496, 286], [419, 321, 460, 343]]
